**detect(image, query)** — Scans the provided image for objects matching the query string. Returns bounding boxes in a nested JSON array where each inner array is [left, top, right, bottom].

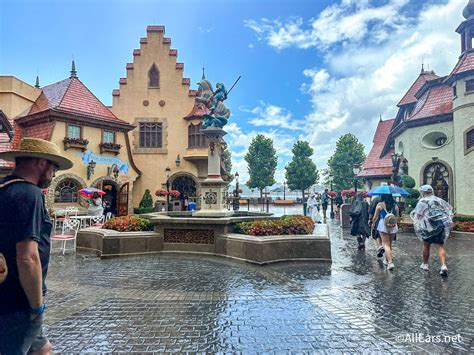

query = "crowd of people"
[[306, 184, 453, 277], [348, 185, 453, 276]]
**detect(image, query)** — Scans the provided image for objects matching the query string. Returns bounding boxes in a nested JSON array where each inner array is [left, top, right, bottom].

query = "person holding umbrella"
[[369, 185, 409, 270], [87, 191, 104, 216]]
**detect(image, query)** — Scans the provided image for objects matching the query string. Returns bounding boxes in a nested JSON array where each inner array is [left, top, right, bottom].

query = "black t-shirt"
[[0, 175, 52, 314]]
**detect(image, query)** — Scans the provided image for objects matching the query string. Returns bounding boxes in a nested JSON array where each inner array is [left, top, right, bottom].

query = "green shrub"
[[103, 215, 153, 232], [235, 215, 313, 236], [133, 207, 155, 214], [401, 175, 416, 188], [139, 189, 154, 209], [403, 206, 414, 215], [453, 214, 474, 222]]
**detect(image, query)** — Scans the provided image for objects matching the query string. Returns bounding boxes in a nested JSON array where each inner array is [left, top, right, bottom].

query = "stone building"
[[111, 25, 209, 210], [0, 66, 140, 215], [359, 0, 474, 216]]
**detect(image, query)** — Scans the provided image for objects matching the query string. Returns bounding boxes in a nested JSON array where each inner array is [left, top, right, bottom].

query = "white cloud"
[[198, 26, 214, 33], [242, 101, 306, 130], [245, 0, 464, 169]]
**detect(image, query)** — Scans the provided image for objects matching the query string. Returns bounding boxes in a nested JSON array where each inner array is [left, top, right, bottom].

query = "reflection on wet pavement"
[[44, 219, 473, 353]]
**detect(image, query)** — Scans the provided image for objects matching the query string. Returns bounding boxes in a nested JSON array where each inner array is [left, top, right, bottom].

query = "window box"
[[99, 142, 122, 155], [63, 137, 89, 151]]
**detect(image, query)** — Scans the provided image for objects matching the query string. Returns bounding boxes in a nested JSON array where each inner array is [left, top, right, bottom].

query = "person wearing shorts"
[[372, 194, 399, 270]]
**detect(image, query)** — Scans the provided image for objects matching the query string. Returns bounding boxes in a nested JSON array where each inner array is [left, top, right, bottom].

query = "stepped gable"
[[397, 70, 439, 107], [29, 77, 128, 124], [358, 119, 395, 178], [409, 83, 452, 121]]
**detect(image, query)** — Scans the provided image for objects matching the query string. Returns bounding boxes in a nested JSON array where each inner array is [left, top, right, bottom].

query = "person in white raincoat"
[[307, 194, 322, 224], [410, 185, 453, 277]]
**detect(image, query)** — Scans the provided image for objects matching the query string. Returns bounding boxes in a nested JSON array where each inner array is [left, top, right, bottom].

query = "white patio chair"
[[90, 215, 105, 228], [52, 209, 67, 230], [50, 218, 81, 255], [105, 212, 112, 222]]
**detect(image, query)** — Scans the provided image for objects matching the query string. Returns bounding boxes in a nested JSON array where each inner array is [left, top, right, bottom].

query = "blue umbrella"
[[367, 185, 410, 197]]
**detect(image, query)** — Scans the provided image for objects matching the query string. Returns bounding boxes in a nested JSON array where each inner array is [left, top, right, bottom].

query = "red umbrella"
[[79, 187, 106, 198]]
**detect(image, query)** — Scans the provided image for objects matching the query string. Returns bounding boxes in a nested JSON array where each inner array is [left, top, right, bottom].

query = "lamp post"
[[165, 166, 171, 211], [87, 160, 96, 180], [107, 164, 120, 179], [233, 172, 240, 211], [391, 153, 401, 185], [352, 164, 361, 198], [329, 174, 335, 219], [283, 180, 286, 200]]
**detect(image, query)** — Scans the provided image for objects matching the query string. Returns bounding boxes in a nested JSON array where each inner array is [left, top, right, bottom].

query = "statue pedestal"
[[193, 126, 233, 217]]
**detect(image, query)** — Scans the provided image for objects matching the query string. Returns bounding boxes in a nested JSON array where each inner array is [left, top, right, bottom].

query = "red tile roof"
[[409, 84, 452, 121], [397, 71, 439, 107], [358, 119, 395, 178], [28, 77, 127, 124], [184, 102, 209, 120], [0, 121, 21, 169], [450, 51, 474, 76]]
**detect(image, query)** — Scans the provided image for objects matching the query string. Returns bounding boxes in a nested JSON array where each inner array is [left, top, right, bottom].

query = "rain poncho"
[[349, 193, 370, 237], [307, 196, 322, 223], [410, 195, 453, 242]]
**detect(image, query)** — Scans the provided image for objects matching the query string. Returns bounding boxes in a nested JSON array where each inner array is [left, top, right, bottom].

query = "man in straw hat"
[[0, 138, 73, 354]]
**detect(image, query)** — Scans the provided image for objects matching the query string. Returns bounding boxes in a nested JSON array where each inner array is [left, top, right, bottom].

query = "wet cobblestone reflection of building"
[[44, 220, 473, 353]]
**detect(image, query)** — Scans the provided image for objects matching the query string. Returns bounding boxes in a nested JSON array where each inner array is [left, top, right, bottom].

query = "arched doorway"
[[102, 179, 118, 216], [171, 175, 197, 211], [423, 162, 450, 203]]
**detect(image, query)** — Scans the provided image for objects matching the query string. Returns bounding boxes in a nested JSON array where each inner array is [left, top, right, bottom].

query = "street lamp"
[[391, 153, 401, 185], [352, 164, 361, 198], [328, 174, 335, 219], [165, 166, 171, 211], [233, 172, 240, 211], [87, 160, 96, 180], [283, 180, 286, 200]]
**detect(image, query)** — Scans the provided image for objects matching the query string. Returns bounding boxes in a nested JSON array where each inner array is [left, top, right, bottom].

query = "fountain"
[[77, 76, 331, 263]]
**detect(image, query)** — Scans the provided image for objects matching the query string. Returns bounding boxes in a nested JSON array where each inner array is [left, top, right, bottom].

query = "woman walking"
[[372, 194, 399, 270], [349, 192, 370, 250]]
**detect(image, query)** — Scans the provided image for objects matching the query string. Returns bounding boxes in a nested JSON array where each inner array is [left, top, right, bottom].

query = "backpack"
[[0, 178, 27, 284], [420, 199, 449, 240], [383, 206, 397, 228]]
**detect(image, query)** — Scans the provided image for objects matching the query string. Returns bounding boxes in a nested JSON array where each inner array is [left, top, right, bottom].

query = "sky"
[[0, 0, 466, 185]]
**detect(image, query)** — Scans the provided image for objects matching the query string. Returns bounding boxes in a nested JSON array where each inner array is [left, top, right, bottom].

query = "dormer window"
[[148, 63, 160, 88]]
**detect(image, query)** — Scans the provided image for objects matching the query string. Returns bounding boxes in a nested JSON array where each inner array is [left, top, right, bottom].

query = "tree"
[[139, 189, 153, 209], [285, 141, 319, 202], [244, 134, 278, 199], [327, 133, 366, 191], [221, 144, 233, 183]]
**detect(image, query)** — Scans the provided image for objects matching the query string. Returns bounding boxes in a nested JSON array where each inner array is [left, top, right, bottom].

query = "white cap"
[[419, 184, 433, 193]]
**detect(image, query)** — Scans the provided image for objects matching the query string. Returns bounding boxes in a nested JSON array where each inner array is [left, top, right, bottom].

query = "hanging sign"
[[79, 149, 129, 174]]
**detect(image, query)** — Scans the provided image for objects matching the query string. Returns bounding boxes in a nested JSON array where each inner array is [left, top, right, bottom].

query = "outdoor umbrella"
[[367, 185, 410, 197], [79, 187, 106, 198]]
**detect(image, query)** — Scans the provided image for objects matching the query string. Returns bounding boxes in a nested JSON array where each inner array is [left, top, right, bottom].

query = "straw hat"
[[0, 138, 73, 170]]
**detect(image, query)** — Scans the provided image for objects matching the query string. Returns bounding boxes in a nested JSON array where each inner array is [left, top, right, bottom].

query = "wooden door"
[[117, 183, 129, 216]]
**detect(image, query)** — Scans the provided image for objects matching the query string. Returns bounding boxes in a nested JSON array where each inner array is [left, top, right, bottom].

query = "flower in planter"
[[168, 190, 181, 198], [100, 142, 122, 150], [63, 137, 89, 145], [155, 189, 168, 197], [327, 191, 337, 198]]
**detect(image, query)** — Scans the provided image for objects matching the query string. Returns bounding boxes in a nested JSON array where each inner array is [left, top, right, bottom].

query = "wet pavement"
[[44, 219, 473, 353]]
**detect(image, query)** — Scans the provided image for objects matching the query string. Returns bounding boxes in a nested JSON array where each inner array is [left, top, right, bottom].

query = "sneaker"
[[440, 265, 448, 277], [376, 246, 385, 258], [387, 262, 395, 270], [383, 259, 388, 266], [420, 263, 429, 271]]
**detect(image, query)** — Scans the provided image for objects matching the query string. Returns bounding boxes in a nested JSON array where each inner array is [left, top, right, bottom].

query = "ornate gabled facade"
[[111, 25, 208, 209], [360, 1, 474, 216], [0, 65, 140, 215]]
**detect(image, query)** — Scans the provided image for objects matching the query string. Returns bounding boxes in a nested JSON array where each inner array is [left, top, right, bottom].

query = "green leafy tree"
[[245, 134, 278, 199], [327, 133, 366, 191], [285, 141, 319, 202]]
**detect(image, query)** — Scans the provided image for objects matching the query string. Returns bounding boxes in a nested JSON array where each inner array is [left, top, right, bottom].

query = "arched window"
[[188, 123, 207, 148], [54, 178, 80, 203], [148, 63, 160, 88]]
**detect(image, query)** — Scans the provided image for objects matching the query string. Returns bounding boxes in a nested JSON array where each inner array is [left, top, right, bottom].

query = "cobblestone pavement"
[[44, 220, 473, 353]]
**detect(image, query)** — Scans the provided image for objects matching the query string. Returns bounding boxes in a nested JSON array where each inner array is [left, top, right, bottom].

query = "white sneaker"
[[420, 263, 429, 271], [387, 262, 395, 270], [440, 265, 448, 277], [383, 259, 388, 266]]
